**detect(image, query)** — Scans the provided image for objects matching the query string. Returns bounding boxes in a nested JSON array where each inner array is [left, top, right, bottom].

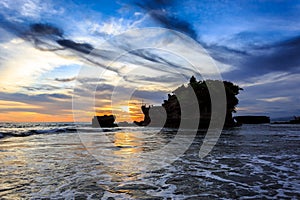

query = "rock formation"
[[92, 115, 117, 128], [233, 116, 270, 124], [135, 76, 243, 129]]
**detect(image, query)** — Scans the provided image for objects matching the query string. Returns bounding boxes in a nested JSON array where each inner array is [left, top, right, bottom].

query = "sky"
[[0, 0, 299, 122]]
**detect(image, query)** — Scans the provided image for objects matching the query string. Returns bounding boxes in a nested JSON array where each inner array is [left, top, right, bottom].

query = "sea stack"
[[134, 76, 243, 129], [92, 115, 117, 128]]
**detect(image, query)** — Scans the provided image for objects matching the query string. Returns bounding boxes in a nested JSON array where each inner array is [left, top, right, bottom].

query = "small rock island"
[[233, 116, 270, 124], [273, 116, 300, 124], [92, 115, 117, 128], [133, 76, 243, 129]]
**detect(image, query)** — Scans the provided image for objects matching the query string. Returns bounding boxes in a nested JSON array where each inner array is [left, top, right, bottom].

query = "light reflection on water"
[[0, 124, 300, 199], [114, 132, 144, 155], [110, 131, 145, 185]]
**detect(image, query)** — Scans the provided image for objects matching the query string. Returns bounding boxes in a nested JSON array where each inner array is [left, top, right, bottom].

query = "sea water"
[[0, 123, 299, 199]]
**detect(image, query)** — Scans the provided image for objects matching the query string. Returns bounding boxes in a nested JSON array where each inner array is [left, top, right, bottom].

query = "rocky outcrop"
[[92, 115, 117, 128], [290, 116, 300, 124], [233, 116, 270, 124], [134, 105, 151, 126], [134, 76, 243, 129], [273, 116, 300, 124]]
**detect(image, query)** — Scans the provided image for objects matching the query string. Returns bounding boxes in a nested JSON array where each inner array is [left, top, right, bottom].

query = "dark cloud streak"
[[30, 23, 63, 37], [135, 0, 198, 40], [57, 39, 94, 54], [55, 77, 76, 82], [207, 34, 300, 80]]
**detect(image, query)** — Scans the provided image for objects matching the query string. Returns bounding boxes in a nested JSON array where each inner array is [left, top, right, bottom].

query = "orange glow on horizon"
[[0, 110, 144, 123], [0, 111, 75, 122], [0, 100, 145, 123]]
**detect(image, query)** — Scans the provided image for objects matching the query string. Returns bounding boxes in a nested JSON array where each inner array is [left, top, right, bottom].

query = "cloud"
[[0, 39, 80, 92], [237, 72, 291, 88], [0, 0, 65, 23], [23, 85, 60, 92], [48, 93, 72, 100], [0, 91, 73, 116], [257, 97, 290, 103], [30, 23, 63, 37], [243, 35, 300, 71], [132, 89, 167, 104], [0, 99, 41, 109], [55, 76, 76, 82], [0, 17, 96, 54], [235, 72, 300, 118], [57, 39, 94, 54], [88, 18, 137, 36], [208, 34, 300, 81], [25, 23, 96, 55], [135, 0, 198, 40]]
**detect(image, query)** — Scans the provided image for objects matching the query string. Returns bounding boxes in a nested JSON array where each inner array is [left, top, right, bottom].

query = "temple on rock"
[[134, 76, 243, 129]]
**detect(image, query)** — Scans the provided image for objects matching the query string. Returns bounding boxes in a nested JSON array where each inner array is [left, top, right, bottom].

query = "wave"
[[0, 126, 78, 139], [0, 122, 128, 139]]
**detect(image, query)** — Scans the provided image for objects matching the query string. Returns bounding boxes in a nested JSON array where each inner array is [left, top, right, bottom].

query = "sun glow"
[[95, 101, 144, 123], [120, 106, 129, 112]]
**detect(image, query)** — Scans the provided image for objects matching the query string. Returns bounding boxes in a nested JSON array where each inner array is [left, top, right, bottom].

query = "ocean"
[[0, 123, 299, 199]]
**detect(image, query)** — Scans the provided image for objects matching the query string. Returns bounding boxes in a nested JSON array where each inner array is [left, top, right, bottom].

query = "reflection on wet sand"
[[97, 131, 147, 197], [108, 132, 144, 182]]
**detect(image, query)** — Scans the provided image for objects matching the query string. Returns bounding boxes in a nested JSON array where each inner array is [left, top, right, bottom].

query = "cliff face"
[[135, 76, 243, 129]]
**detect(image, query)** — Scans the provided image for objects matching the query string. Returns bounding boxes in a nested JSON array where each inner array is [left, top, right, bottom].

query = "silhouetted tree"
[[165, 76, 243, 127]]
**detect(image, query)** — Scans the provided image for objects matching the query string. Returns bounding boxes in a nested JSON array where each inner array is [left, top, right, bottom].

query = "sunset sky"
[[0, 0, 300, 122]]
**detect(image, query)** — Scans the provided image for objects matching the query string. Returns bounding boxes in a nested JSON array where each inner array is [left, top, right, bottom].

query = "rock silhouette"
[[92, 115, 117, 128], [234, 116, 270, 124], [273, 116, 300, 124], [134, 76, 243, 128]]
